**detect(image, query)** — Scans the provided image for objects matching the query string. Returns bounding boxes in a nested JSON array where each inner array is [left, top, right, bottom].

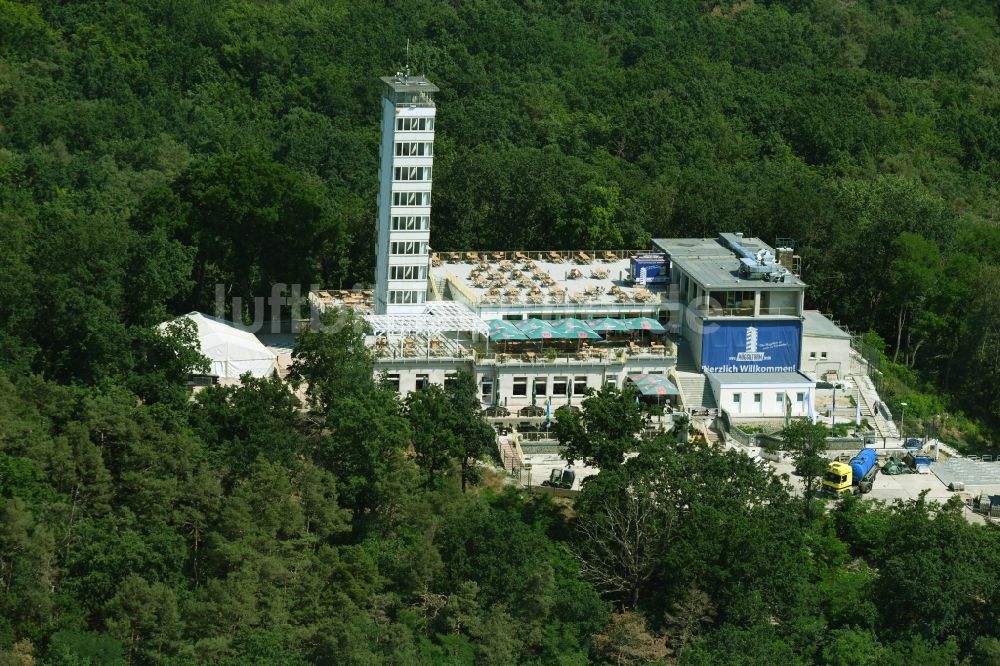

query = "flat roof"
[[709, 371, 816, 385], [380, 75, 439, 94], [653, 236, 776, 257], [802, 310, 851, 339], [654, 235, 805, 290], [670, 255, 806, 290], [431, 250, 664, 308]]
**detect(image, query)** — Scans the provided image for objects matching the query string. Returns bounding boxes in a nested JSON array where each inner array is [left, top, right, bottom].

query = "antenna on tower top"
[[403, 39, 410, 81]]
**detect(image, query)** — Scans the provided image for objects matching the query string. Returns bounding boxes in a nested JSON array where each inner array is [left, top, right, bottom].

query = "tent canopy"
[[159, 312, 276, 379]]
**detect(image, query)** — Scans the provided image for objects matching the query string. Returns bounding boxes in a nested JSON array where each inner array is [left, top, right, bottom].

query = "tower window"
[[391, 215, 430, 231], [389, 265, 427, 280], [389, 241, 427, 256], [394, 141, 433, 157], [393, 166, 432, 181], [387, 290, 425, 304], [395, 117, 434, 131], [392, 191, 431, 206]]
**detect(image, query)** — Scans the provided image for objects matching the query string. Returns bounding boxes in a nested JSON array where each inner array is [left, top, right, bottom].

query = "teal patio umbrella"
[[625, 317, 666, 333], [551, 319, 601, 340], [517, 318, 557, 340], [586, 317, 630, 333]]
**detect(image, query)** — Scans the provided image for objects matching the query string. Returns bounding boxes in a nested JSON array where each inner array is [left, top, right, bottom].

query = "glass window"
[[796, 392, 806, 403], [574, 376, 588, 396], [393, 166, 432, 181], [821, 351, 828, 359], [776, 392, 784, 404], [389, 265, 427, 280], [753, 393, 762, 404], [387, 290, 425, 304], [415, 374, 429, 390], [533, 378, 547, 397], [392, 191, 431, 206], [481, 378, 493, 400], [391, 215, 430, 231], [512, 377, 527, 397], [552, 376, 568, 396], [809, 351, 817, 359], [394, 141, 434, 157], [386, 373, 400, 391], [732, 393, 742, 404], [389, 241, 428, 256], [395, 117, 435, 131]]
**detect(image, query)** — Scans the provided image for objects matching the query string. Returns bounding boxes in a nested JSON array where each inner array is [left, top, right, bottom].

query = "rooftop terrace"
[[431, 249, 666, 308]]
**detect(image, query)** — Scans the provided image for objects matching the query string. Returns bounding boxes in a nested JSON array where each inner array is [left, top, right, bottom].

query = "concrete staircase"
[[701, 425, 722, 444], [848, 373, 898, 439], [672, 338, 718, 410], [429, 275, 448, 301], [497, 434, 524, 476]]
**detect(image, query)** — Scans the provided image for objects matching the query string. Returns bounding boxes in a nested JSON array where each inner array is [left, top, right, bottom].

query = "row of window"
[[391, 215, 430, 231], [504, 375, 590, 398], [395, 141, 434, 157], [384, 372, 457, 392], [732, 391, 806, 405], [387, 290, 425, 304], [808, 351, 829, 360], [395, 117, 434, 131], [390, 241, 427, 256], [392, 191, 431, 207], [388, 264, 427, 281], [394, 166, 432, 182]]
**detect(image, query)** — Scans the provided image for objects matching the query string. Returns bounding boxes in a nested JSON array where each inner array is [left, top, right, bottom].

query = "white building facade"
[[374, 71, 438, 314]]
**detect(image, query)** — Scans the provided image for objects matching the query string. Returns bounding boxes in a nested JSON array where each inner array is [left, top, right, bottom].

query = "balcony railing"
[[708, 307, 755, 316], [478, 344, 675, 366], [701, 306, 801, 317], [757, 306, 800, 316], [373, 344, 676, 366]]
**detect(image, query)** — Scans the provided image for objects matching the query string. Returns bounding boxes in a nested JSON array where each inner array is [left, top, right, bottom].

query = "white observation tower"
[[373, 65, 438, 314]]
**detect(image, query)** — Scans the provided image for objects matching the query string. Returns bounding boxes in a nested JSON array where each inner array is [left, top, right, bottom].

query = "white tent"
[[159, 312, 276, 379]]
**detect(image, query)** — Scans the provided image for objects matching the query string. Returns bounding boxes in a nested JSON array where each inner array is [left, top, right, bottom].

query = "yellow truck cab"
[[823, 461, 853, 495], [822, 449, 879, 496]]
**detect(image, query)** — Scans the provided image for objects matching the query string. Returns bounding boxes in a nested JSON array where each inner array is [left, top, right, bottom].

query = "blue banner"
[[631, 255, 669, 285], [701, 320, 801, 373]]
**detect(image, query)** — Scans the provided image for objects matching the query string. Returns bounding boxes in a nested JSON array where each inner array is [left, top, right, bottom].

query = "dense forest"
[[6, 311, 1000, 665], [2, 0, 1000, 663]]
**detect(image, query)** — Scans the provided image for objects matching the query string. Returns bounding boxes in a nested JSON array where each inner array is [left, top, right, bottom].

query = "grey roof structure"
[[802, 310, 851, 339], [653, 235, 806, 290], [669, 255, 806, 290], [653, 236, 775, 258]]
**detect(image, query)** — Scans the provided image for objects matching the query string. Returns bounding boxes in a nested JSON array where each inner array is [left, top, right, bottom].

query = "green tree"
[[406, 384, 459, 488], [289, 309, 373, 413], [553, 384, 644, 470], [443, 372, 495, 493], [776, 418, 830, 516]]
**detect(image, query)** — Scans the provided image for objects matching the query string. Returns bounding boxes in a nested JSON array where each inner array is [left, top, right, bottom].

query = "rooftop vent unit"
[[716, 232, 791, 282]]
